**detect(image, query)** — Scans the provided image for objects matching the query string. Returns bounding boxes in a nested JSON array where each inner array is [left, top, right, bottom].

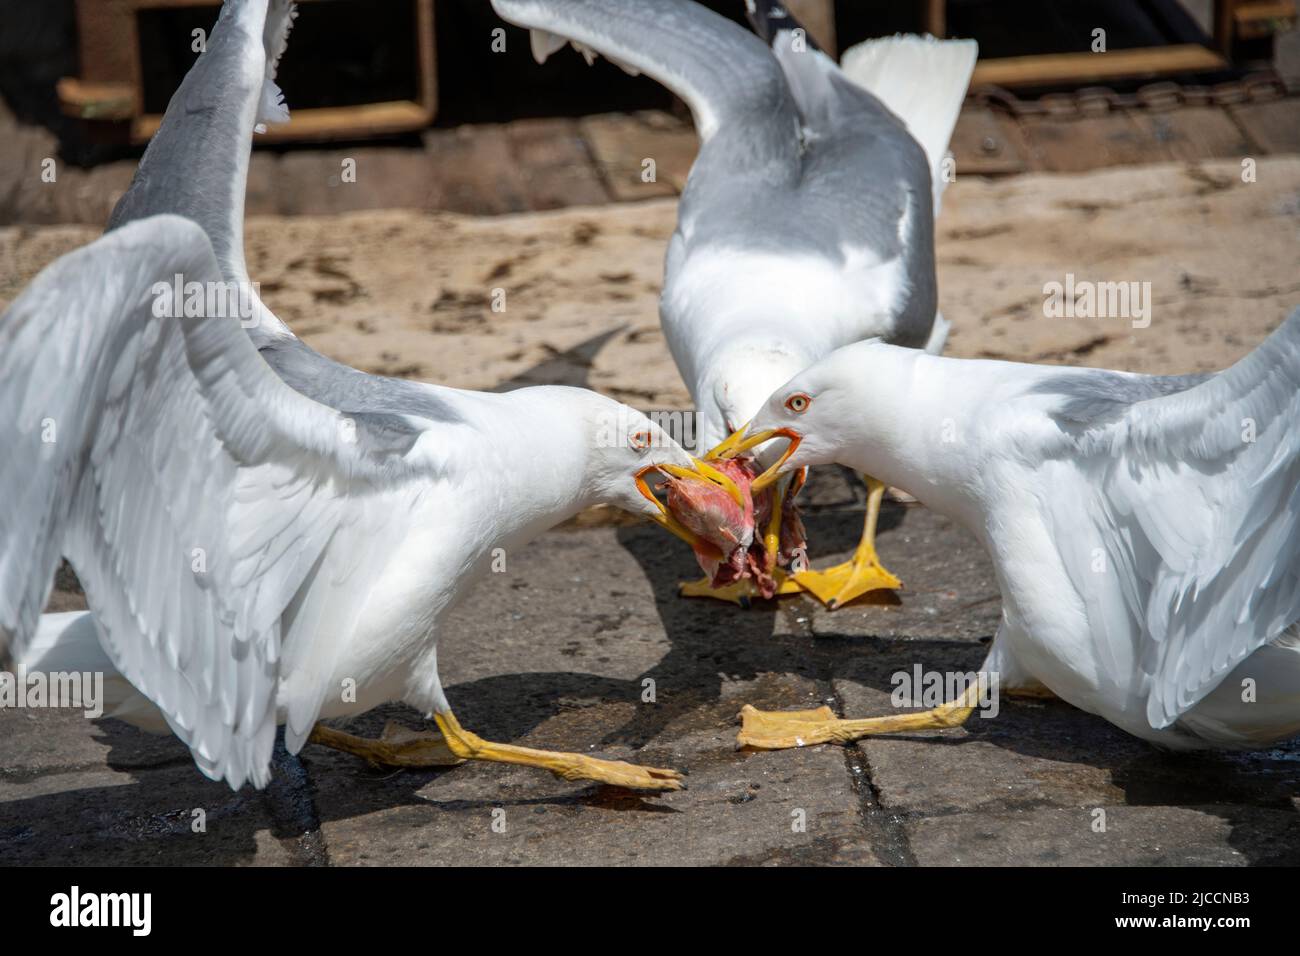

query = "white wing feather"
[[0, 216, 450, 788], [1036, 309, 1300, 729]]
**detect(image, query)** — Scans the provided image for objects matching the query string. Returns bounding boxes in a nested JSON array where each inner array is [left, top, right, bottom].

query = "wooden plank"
[[1131, 106, 1255, 161], [578, 112, 698, 201], [418, 124, 533, 215], [1016, 112, 1173, 172], [416, 0, 436, 121], [784, 0, 837, 56], [1214, 0, 1237, 54], [971, 45, 1227, 88], [923, 0, 947, 38], [74, 0, 137, 84], [947, 105, 1028, 175], [1229, 98, 1300, 153], [505, 118, 611, 210], [56, 78, 135, 121], [132, 100, 433, 143], [71, 0, 436, 142], [1235, 0, 1296, 38]]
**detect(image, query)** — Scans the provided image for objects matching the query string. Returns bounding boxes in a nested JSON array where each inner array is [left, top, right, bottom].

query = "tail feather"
[[840, 34, 977, 210]]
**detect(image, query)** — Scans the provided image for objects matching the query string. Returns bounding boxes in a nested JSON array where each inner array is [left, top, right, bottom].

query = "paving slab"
[[908, 805, 1300, 866]]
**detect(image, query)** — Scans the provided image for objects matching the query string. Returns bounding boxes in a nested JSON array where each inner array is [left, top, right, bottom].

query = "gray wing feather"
[[107, 0, 295, 345]]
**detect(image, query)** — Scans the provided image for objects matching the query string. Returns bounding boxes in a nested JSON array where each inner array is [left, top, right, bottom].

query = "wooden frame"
[[58, 0, 436, 143], [919, 0, 1239, 88]]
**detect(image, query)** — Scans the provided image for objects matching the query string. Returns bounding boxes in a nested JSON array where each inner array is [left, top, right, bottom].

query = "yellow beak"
[[635, 456, 745, 547], [708, 424, 802, 492]]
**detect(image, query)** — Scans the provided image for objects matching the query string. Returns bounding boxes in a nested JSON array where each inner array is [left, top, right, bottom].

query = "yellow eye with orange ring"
[[784, 392, 812, 413]]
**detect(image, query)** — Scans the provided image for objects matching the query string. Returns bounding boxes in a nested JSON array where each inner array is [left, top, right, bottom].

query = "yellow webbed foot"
[[679, 576, 760, 606], [679, 569, 803, 607], [737, 704, 842, 749], [793, 473, 902, 609], [548, 753, 686, 791], [737, 693, 977, 751], [794, 554, 901, 609], [432, 712, 684, 792]]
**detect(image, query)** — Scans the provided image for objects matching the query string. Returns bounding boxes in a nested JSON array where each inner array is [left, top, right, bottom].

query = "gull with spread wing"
[[0, 0, 743, 792], [723, 309, 1300, 751]]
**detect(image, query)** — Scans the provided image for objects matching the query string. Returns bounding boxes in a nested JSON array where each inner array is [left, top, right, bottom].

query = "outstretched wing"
[[107, 0, 297, 345], [0, 216, 454, 789], [490, 0, 797, 150], [1034, 308, 1300, 729]]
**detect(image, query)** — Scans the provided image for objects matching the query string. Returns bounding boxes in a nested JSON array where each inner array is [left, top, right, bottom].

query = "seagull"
[[490, 0, 976, 608], [722, 308, 1300, 752], [0, 0, 744, 792]]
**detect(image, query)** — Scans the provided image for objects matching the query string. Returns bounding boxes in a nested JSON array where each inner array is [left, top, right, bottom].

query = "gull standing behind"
[[491, 0, 976, 608], [727, 309, 1300, 752]]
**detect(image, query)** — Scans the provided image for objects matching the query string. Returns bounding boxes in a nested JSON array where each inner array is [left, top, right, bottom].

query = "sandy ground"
[[4, 156, 1298, 412]]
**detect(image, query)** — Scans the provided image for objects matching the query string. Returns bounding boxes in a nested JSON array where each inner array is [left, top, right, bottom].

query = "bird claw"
[[556, 754, 686, 791], [678, 570, 803, 606], [794, 554, 901, 609]]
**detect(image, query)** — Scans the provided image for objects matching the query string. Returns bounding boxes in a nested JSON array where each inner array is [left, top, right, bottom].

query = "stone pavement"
[[4, 469, 1299, 866]]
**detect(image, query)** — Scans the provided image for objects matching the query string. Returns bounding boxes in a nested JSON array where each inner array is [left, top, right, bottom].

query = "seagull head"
[[708, 340, 901, 489], [695, 344, 815, 452], [579, 395, 747, 551]]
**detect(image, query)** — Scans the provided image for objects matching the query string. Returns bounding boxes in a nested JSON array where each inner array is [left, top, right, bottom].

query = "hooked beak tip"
[[745, 428, 802, 491]]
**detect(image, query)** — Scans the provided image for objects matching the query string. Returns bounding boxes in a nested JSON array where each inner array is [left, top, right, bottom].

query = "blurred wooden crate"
[[57, 0, 436, 143], [923, 0, 1295, 88]]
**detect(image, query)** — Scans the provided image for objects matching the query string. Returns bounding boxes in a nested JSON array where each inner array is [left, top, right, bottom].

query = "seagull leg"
[[431, 710, 684, 792], [793, 475, 901, 609], [308, 721, 465, 768], [737, 680, 981, 750]]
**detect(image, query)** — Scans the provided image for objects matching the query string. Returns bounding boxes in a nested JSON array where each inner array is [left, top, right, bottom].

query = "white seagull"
[[0, 0, 743, 792], [723, 309, 1300, 751], [490, 0, 976, 607]]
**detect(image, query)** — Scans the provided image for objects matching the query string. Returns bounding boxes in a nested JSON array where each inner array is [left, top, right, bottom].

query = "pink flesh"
[[664, 456, 805, 595]]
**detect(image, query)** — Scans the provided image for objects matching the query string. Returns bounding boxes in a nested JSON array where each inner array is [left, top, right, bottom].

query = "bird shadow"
[[490, 325, 626, 393]]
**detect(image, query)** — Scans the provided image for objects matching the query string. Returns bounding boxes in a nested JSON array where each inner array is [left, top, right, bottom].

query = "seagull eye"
[[785, 392, 812, 413], [629, 430, 652, 452]]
